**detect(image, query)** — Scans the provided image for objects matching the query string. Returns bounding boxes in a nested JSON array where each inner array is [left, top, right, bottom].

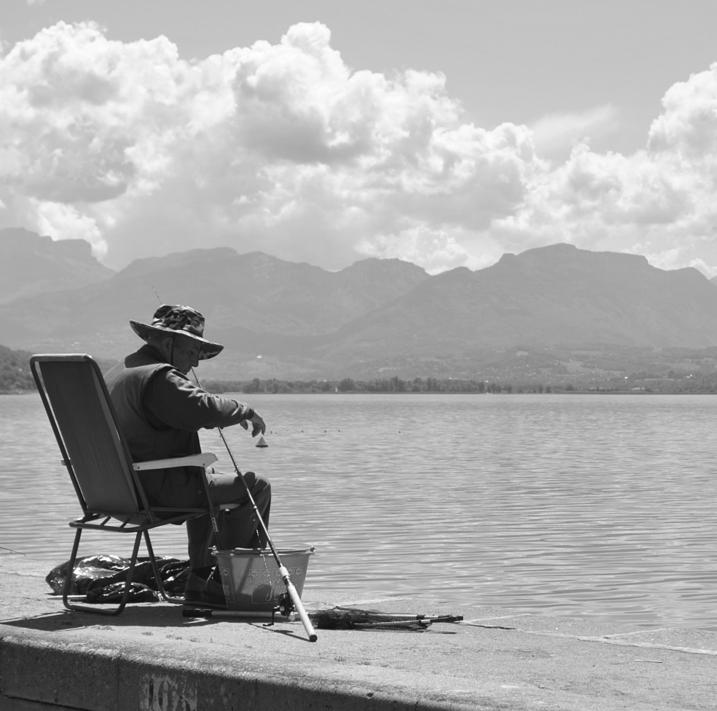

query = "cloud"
[[2, 22, 717, 277], [492, 63, 717, 275], [356, 222, 505, 274], [530, 104, 620, 159]]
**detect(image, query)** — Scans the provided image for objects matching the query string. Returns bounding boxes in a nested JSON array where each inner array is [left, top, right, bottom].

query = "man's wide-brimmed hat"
[[130, 304, 223, 360]]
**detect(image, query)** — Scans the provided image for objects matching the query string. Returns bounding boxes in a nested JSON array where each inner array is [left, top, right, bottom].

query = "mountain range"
[[0, 227, 112, 304], [3, 227, 717, 384]]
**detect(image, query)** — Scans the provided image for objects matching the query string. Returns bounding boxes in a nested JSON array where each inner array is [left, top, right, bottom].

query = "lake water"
[[2, 392, 717, 630]]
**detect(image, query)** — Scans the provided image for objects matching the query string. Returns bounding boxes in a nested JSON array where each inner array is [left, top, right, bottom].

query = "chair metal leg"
[[143, 529, 184, 605], [62, 527, 142, 616], [61, 526, 83, 611]]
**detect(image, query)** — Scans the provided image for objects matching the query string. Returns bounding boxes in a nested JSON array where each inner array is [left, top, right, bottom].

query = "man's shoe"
[[183, 567, 227, 609]]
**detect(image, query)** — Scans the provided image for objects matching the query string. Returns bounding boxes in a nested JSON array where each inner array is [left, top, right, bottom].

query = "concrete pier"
[[1, 553, 716, 710]]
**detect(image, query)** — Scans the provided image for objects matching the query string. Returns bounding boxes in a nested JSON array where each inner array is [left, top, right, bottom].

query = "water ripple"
[[3, 392, 717, 628]]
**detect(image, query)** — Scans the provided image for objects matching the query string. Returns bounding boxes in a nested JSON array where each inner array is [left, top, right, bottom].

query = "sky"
[[3, 1, 717, 276]]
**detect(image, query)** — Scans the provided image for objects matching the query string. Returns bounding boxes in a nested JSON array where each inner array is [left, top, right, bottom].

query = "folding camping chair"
[[30, 353, 223, 615]]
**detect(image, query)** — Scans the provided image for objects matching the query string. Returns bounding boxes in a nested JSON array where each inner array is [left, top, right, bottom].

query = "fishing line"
[[149, 287, 267, 449], [146, 291, 315, 639], [187, 371, 317, 642], [0, 545, 25, 555]]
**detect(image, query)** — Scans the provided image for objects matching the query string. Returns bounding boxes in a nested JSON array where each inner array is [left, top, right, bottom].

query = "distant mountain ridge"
[[0, 227, 113, 304], [0, 240, 431, 368], [319, 243, 717, 360], [2, 229, 717, 380]]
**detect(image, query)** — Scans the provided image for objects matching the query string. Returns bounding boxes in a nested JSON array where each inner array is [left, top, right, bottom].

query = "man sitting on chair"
[[105, 304, 270, 607]]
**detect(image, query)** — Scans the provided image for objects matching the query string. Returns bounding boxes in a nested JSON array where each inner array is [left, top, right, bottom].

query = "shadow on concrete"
[[1, 603, 314, 642], [247, 623, 319, 643], [2, 605, 184, 632]]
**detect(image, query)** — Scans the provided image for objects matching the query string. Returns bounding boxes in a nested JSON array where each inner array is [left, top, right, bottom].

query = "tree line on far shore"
[[203, 374, 717, 395], [5, 345, 717, 395], [205, 376, 517, 394], [0, 345, 34, 392]]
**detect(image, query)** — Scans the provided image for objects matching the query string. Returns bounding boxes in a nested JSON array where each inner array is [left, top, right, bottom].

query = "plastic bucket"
[[215, 547, 314, 613]]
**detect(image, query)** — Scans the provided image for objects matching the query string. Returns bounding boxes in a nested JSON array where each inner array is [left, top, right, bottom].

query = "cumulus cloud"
[[492, 63, 717, 275], [2, 21, 717, 276], [0, 21, 544, 270], [530, 104, 620, 159]]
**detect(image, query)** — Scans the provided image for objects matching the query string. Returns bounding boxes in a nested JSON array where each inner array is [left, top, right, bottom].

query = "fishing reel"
[[277, 592, 294, 617], [265, 592, 295, 626]]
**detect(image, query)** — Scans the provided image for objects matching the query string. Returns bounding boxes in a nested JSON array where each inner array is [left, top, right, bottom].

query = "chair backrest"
[[30, 354, 144, 517]]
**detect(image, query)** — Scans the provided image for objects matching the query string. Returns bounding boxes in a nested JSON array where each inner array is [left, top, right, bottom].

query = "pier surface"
[[1, 554, 715, 710]]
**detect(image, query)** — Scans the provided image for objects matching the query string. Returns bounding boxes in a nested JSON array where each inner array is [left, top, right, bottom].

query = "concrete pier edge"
[[2, 554, 717, 710], [2, 626, 449, 711]]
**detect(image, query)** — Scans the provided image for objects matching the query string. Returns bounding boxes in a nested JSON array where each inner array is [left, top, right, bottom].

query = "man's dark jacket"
[[105, 345, 250, 507]]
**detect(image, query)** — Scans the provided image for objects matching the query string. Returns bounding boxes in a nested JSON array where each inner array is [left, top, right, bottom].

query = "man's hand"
[[240, 409, 266, 437]]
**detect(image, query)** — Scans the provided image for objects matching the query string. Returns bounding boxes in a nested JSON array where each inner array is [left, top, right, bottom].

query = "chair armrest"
[[133, 452, 218, 471]]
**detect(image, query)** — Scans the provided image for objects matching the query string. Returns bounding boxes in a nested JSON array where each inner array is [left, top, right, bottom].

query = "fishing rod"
[[147, 293, 314, 639], [213, 424, 317, 642], [189, 367, 317, 642]]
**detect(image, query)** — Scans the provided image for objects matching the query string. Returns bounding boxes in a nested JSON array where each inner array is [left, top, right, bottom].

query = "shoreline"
[[7, 387, 717, 395]]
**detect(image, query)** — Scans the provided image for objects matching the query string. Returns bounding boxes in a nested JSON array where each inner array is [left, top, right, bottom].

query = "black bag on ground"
[[46, 554, 190, 604]]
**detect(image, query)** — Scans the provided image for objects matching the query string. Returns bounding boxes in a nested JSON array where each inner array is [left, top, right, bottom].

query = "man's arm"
[[143, 368, 265, 434]]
